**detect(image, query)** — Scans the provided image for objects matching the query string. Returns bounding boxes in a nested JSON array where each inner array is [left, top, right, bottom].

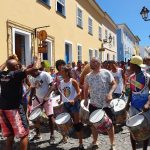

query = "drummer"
[[59, 65, 84, 150], [109, 60, 125, 98], [29, 68, 55, 144], [126, 55, 150, 150], [0, 55, 40, 150], [84, 57, 117, 150]]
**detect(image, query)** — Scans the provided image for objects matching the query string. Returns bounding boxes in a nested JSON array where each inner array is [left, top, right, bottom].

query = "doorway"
[[65, 42, 72, 64], [12, 28, 31, 66], [15, 34, 26, 65], [41, 40, 53, 65]]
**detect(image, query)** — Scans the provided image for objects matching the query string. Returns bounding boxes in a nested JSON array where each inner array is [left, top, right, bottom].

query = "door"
[[15, 34, 25, 65], [65, 43, 72, 64]]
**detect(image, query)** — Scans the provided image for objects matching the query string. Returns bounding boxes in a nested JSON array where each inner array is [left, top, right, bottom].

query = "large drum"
[[126, 114, 150, 141], [80, 99, 90, 124], [51, 95, 64, 117], [110, 98, 127, 124], [89, 109, 112, 133], [29, 107, 43, 121], [55, 113, 73, 135]]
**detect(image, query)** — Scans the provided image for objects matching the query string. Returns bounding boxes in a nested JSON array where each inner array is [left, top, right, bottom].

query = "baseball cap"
[[130, 55, 145, 68]]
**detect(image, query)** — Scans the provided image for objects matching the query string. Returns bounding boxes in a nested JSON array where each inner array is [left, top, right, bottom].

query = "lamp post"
[[140, 6, 150, 21], [103, 34, 113, 44], [99, 35, 112, 61]]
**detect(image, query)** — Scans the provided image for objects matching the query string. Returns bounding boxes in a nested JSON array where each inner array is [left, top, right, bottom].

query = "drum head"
[[126, 115, 144, 127], [29, 108, 42, 121], [89, 109, 105, 123], [80, 99, 90, 112], [55, 113, 71, 125], [110, 99, 126, 112]]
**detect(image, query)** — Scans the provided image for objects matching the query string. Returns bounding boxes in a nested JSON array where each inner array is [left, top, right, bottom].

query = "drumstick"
[[129, 111, 143, 120]]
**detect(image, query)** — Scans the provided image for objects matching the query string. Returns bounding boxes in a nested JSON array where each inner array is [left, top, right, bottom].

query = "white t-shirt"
[[60, 78, 77, 102], [85, 69, 114, 108], [111, 68, 124, 94], [30, 71, 53, 99]]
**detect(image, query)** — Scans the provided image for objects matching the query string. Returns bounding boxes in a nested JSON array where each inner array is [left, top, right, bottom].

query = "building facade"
[[0, 0, 117, 66], [139, 46, 150, 58], [117, 24, 140, 62]]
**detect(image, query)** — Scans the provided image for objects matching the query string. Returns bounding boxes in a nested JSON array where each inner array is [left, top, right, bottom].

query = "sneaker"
[[78, 144, 85, 150], [110, 145, 116, 150], [86, 143, 98, 150], [49, 135, 55, 145]]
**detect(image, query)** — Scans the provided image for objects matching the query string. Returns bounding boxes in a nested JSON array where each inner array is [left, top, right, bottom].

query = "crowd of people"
[[0, 54, 150, 150]]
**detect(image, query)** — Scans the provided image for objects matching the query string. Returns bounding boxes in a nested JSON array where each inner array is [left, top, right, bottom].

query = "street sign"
[[38, 46, 47, 53]]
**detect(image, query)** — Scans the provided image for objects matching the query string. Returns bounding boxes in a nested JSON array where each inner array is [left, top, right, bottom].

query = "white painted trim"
[[77, 43, 82, 47], [77, 44, 82, 61], [46, 39, 53, 65], [88, 16, 93, 34], [89, 48, 94, 51], [89, 48, 93, 62], [65, 40, 73, 45], [56, 0, 66, 16], [12, 28, 31, 66], [64, 41, 73, 63], [76, 6, 83, 28], [94, 49, 99, 58], [76, 4, 83, 11]]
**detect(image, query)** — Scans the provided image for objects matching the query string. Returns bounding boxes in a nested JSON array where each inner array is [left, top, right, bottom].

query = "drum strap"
[[130, 78, 144, 90], [34, 95, 41, 104]]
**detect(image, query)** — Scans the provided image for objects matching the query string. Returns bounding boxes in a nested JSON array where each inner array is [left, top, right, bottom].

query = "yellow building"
[[0, 0, 117, 66]]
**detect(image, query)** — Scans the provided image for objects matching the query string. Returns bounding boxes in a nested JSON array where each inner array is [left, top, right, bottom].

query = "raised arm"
[[25, 56, 41, 75]]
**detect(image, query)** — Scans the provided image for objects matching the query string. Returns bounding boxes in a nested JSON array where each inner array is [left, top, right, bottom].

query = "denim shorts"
[[64, 100, 80, 113]]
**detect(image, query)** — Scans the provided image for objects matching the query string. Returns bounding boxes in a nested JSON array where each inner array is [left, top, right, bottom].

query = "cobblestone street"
[[0, 125, 150, 150]]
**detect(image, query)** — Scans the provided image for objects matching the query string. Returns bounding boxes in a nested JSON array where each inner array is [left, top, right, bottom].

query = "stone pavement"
[[0, 124, 150, 150]]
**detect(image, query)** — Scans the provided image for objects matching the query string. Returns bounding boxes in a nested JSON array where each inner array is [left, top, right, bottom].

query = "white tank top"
[[111, 68, 124, 94], [60, 78, 77, 102]]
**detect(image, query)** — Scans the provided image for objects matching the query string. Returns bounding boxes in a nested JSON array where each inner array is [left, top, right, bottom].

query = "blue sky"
[[96, 0, 150, 46]]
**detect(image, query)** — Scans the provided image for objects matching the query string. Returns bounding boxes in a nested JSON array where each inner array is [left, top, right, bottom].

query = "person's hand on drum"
[[143, 103, 150, 112], [69, 100, 75, 105], [106, 93, 113, 103]]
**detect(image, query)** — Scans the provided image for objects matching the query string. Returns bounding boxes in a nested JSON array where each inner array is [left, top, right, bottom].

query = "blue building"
[[117, 24, 140, 62]]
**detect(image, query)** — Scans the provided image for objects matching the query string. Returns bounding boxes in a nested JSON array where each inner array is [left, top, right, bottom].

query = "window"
[[98, 26, 102, 40], [113, 36, 115, 46], [107, 53, 110, 60], [89, 49, 93, 61], [88, 17, 93, 35], [99, 51, 102, 61], [95, 50, 98, 58], [113, 55, 115, 61], [77, 45, 82, 62], [77, 7, 83, 28], [105, 29, 108, 39], [40, 0, 51, 6], [56, 0, 66, 16]]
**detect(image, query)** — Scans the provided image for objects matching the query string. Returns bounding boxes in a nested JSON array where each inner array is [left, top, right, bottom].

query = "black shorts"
[[89, 104, 114, 122]]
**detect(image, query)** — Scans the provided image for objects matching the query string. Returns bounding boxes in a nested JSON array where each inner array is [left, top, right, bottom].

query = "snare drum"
[[80, 99, 90, 124], [89, 109, 112, 133], [126, 114, 150, 141], [29, 107, 43, 121], [55, 113, 73, 135], [51, 95, 64, 117], [110, 98, 127, 124]]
